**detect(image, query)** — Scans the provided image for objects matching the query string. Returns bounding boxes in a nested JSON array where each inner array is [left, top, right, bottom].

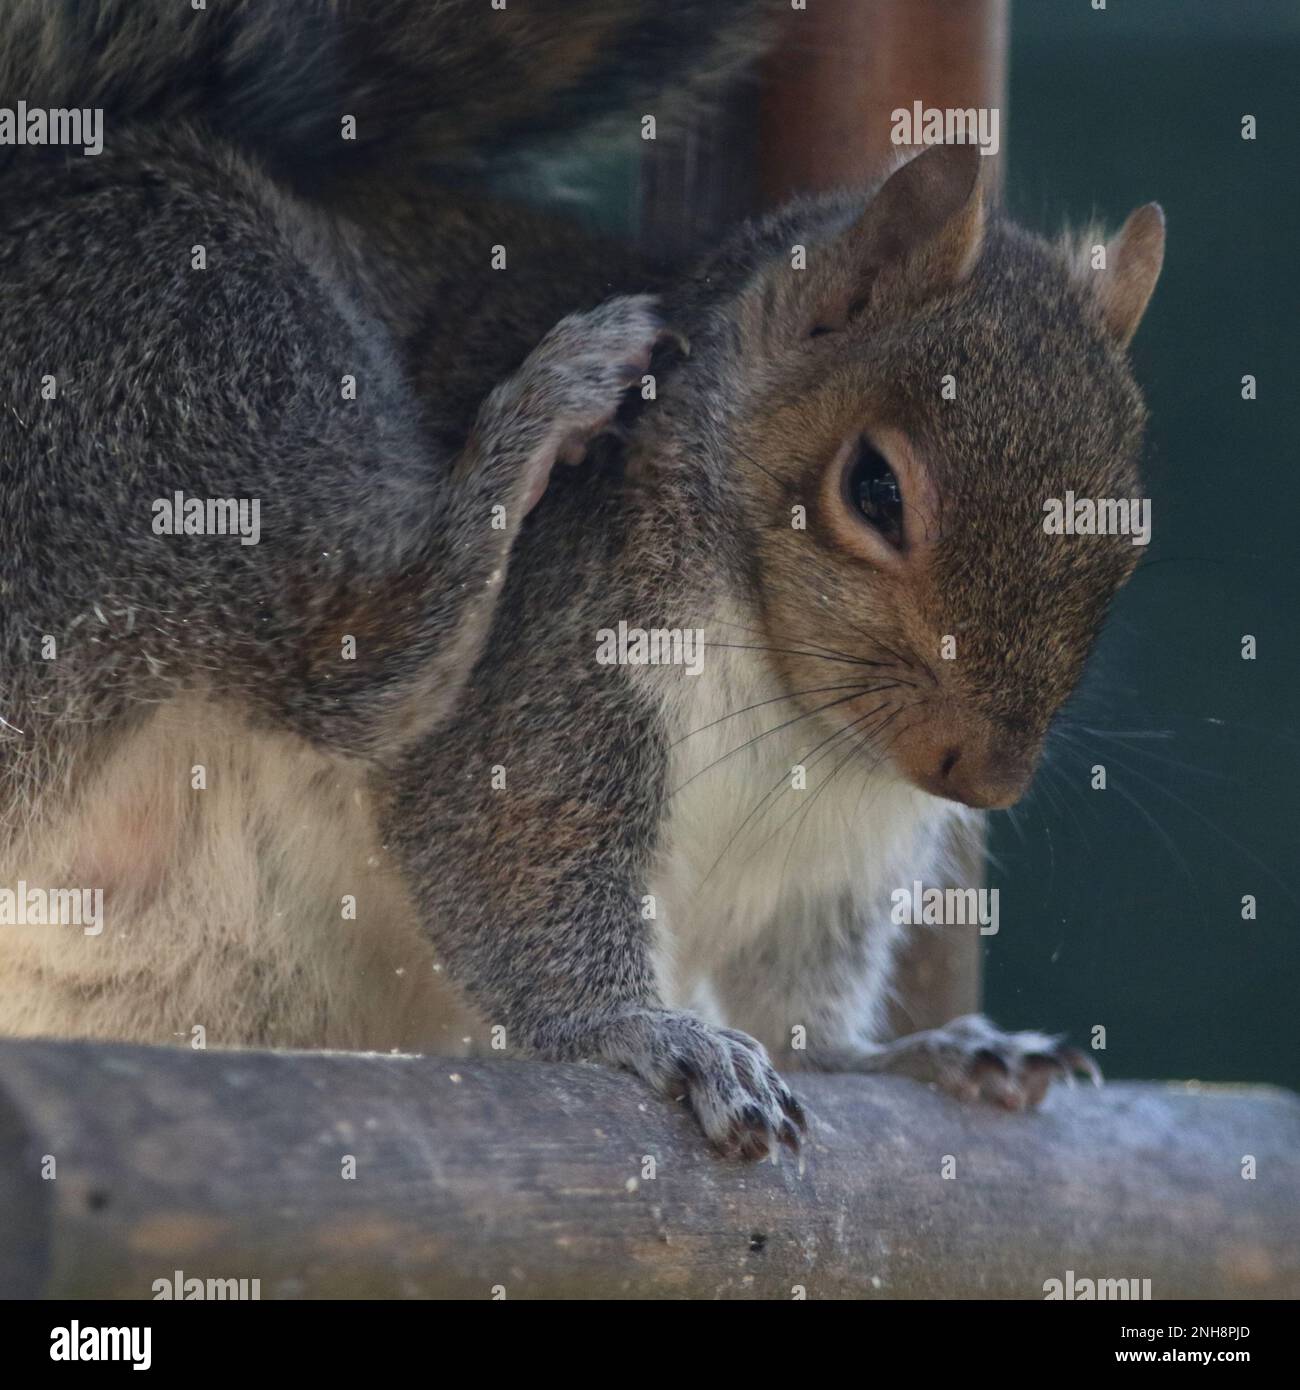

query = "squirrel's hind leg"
[[714, 915, 1098, 1111]]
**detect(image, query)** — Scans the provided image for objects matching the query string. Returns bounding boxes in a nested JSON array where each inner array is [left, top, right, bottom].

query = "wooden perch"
[[1, 1038, 1296, 1299]]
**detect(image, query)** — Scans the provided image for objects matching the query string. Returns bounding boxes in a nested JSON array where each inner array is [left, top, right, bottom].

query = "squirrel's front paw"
[[879, 1013, 1101, 1110], [594, 1008, 807, 1161]]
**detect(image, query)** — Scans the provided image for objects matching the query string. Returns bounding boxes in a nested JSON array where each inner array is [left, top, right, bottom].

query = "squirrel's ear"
[[1095, 203, 1165, 347], [847, 144, 985, 303]]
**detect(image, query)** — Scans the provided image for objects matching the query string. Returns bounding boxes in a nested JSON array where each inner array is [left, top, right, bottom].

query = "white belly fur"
[[643, 612, 963, 1028], [0, 697, 479, 1052]]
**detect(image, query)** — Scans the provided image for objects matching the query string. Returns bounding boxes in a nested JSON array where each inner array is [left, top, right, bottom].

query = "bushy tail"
[[1, 0, 773, 191]]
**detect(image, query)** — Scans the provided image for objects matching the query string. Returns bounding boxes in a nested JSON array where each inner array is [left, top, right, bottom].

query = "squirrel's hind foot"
[[484, 294, 664, 512], [816, 1014, 1101, 1112]]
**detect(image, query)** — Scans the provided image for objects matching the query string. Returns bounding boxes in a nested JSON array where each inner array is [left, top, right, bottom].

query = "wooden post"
[[2, 1040, 1296, 1299], [758, 0, 1009, 203]]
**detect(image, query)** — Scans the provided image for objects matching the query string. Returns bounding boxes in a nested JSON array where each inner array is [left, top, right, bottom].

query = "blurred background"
[[989, 0, 1299, 1091]]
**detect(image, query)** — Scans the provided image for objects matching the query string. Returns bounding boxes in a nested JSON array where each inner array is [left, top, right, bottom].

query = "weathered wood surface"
[[0, 1040, 1296, 1299]]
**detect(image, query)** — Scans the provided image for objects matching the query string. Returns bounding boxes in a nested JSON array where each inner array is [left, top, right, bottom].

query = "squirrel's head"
[[665, 144, 1164, 810]]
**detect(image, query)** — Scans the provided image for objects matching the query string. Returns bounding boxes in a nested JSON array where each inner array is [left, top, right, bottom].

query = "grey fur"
[[0, 5, 742, 924], [382, 158, 1160, 1157], [1, 4, 1157, 1160]]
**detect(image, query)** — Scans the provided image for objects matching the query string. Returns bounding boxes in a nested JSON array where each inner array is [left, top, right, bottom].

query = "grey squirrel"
[[383, 149, 1163, 1156], [0, 3, 1164, 1159]]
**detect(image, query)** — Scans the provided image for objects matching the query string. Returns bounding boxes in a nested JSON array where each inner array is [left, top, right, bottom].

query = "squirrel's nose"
[[894, 724, 1038, 810]]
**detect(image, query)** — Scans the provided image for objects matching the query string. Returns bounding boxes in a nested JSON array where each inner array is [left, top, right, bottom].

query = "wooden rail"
[[1, 1039, 1296, 1299]]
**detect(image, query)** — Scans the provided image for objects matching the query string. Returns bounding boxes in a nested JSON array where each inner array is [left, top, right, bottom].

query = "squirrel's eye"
[[846, 438, 904, 545]]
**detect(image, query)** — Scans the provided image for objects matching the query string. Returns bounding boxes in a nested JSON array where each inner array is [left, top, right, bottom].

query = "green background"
[[986, 0, 1298, 1089]]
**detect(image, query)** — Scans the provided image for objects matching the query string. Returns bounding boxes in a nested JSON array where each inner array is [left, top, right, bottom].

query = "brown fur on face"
[[676, 146, 1163, 809]]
